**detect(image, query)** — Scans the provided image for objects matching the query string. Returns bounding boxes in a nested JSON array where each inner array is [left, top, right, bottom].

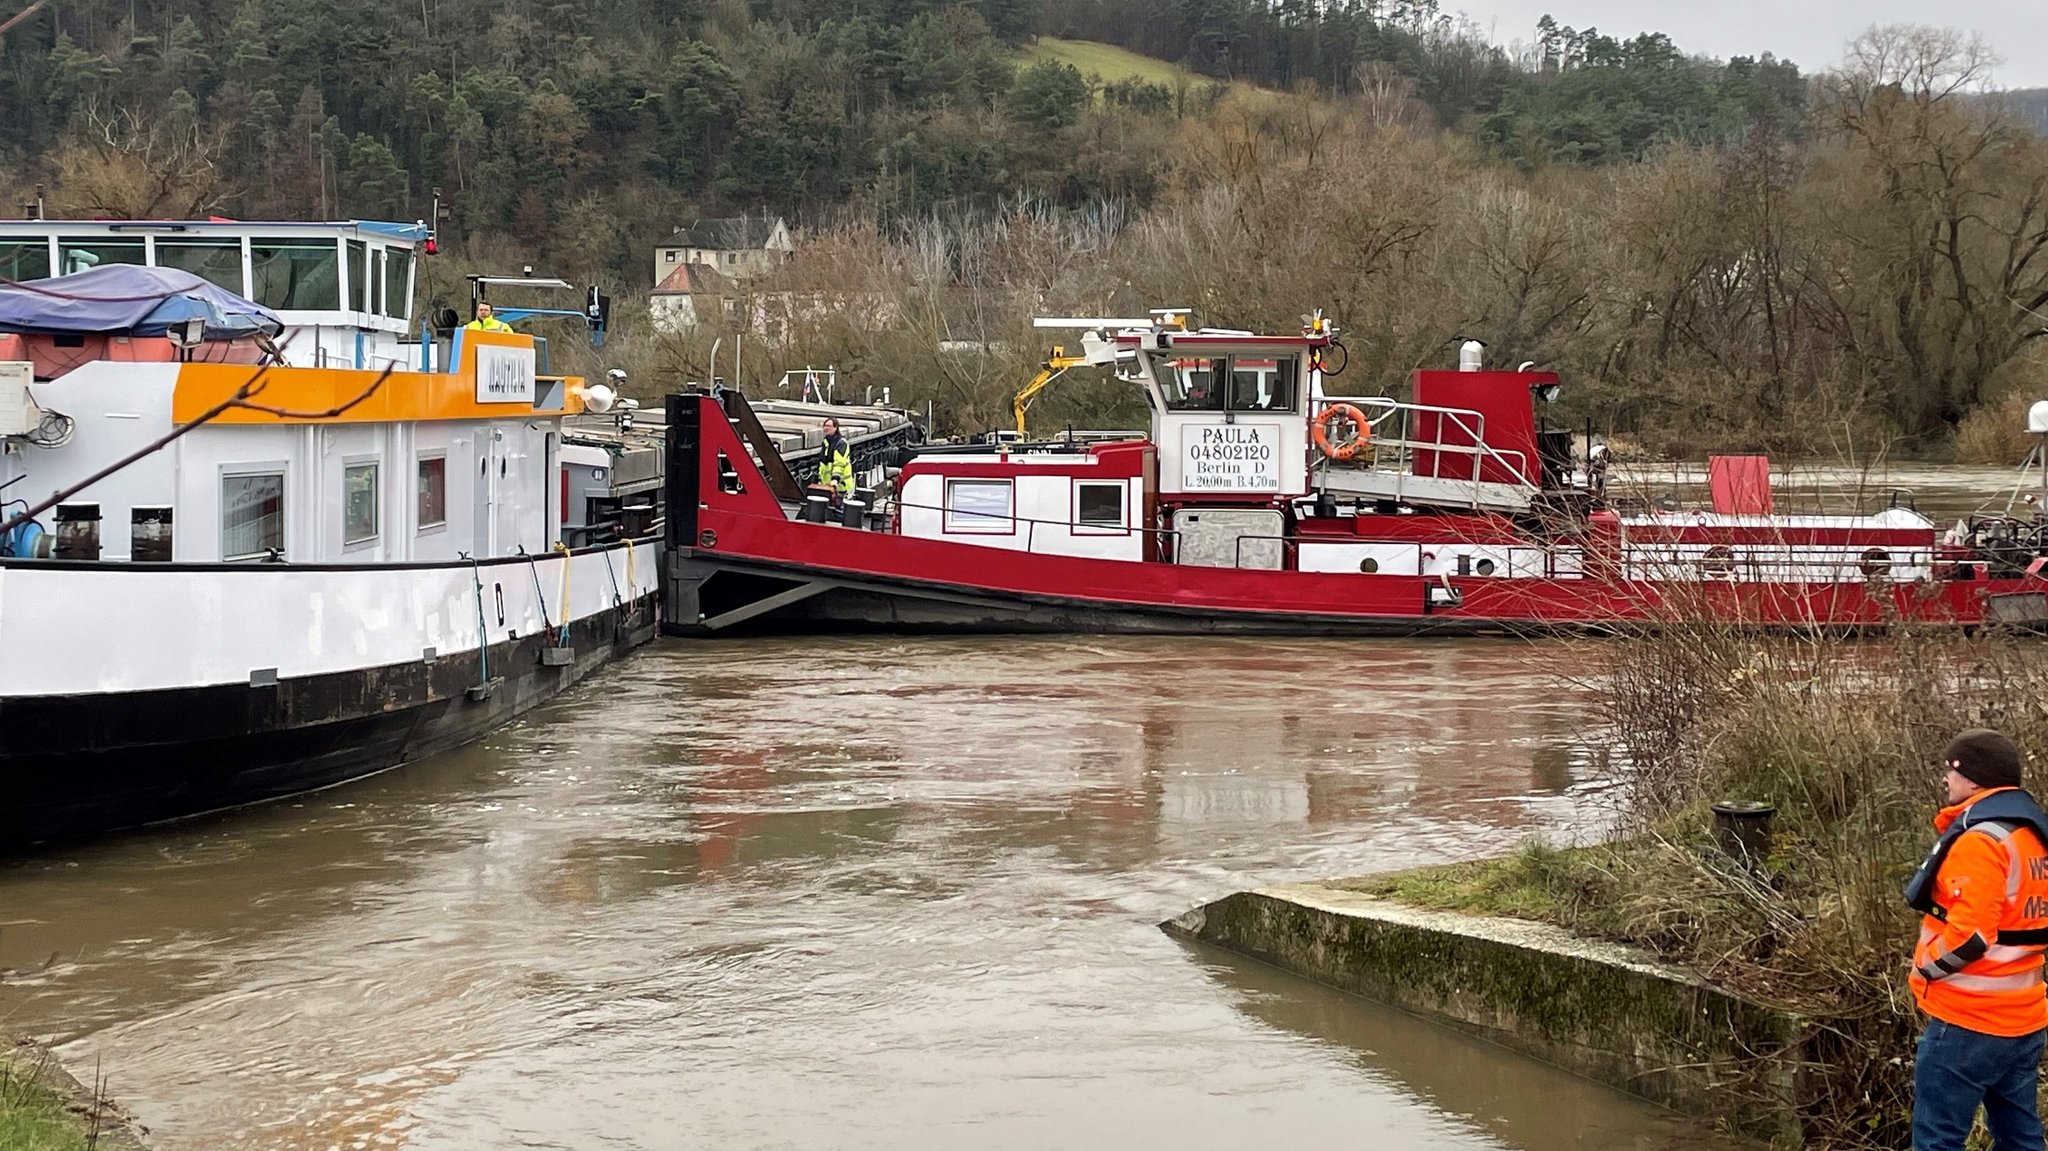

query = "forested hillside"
[[0, 3, 2045, 455], [0, 0, 1800, 280]]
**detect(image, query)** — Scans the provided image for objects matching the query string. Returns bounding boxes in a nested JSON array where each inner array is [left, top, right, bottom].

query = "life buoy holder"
[[1313, 403, 1371, 461]]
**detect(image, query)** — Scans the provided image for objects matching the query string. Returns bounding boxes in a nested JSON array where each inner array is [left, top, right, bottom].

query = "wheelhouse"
[[0, 219, 424, 371]]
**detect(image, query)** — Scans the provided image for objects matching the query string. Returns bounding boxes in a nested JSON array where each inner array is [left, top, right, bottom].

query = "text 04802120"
[[1181, 423, 1280, 491]]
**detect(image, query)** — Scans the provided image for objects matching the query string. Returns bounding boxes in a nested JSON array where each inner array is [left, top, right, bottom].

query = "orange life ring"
[[1313, 403, 1371, 461]]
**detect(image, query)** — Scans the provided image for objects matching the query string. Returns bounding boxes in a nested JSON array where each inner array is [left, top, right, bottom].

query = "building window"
[[417, 456, 447, 529], [665, 251, 677, 263], [723, 251, 735, 265], [57, 237, 146, 276], [222, 472, 284, 560], [1075, 482, 1125, 530], [944, 479, 1013, 533], [0, 241, 49, 281], [155, 239, 245, 293], [250, 239, 341, 310], [344, 462, 379, 545]]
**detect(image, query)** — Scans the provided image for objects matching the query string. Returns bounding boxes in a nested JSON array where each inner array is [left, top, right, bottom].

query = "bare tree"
[[51, 102, 234, 219]]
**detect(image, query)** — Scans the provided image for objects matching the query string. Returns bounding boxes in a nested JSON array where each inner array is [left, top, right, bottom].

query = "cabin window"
[[57, 237, 146, 276], [221, 472, 285, 560], [1159, 357, 1225, 411], [1075, 482, 1126, 531], [250, 239, 341, 310], [384, 248, 414, 320], [155, 239, 245, 292], [343, 462, 379, 546], [1228, 356, 1297, 412], [347, 241, 372, 313], [417, 455, 447, 530], [0, 241, 51, 281], [944, 479, 1013, 533]]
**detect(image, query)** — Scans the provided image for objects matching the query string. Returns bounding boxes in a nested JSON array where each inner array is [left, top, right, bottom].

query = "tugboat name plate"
[[1180, 423, 1283, 491], [476, 343, 536, 403]]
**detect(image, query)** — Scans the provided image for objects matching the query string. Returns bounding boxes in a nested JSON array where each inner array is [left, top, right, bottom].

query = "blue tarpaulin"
[[0, 264, 284, 340]]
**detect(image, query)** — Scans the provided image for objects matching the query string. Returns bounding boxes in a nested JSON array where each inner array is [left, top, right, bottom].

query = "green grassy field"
[[1024, 37, 1198, 88]]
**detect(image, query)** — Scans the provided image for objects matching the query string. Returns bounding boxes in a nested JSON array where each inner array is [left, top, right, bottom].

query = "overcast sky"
[[1449, 1, 2048, 87]]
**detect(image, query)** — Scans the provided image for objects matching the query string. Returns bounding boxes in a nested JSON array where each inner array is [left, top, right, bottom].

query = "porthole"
[[1701, 545, 1736, 577], [1359, 557, 1380, 574], [1474, 558, 1498, 576], [1860, 547, 1892, 578]]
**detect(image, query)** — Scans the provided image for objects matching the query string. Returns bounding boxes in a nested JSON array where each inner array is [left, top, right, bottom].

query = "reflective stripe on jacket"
[[820, 434, 853, 496], [1910, 788, 2048, 1036]]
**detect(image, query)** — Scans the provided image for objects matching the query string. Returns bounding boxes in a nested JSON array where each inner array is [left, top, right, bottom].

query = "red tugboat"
[[660, 311, 2048, 635]]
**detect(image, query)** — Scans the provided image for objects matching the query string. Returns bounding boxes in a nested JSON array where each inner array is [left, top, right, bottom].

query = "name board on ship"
[[1180, 422, 1281, 491], [474, 343, 536, 404]]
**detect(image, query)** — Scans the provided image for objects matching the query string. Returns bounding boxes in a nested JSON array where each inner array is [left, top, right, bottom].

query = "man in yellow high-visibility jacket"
[[818, 417, 854, 501], [466, 302, 513, 333]]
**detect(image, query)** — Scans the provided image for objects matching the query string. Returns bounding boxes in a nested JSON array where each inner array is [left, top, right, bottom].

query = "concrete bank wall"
[[1164, 883, 1805, 1143]]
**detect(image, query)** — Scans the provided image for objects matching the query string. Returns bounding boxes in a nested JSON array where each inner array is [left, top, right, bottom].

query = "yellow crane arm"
[[1013, 348, 1095, 437]]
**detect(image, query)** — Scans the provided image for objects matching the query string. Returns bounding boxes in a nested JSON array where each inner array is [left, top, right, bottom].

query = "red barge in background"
[[659, 311, 2048, 635]]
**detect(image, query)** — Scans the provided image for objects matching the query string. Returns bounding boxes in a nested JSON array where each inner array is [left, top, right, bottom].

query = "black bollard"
[[840, 499, 866, 529], [1711, 800, 1776, 864]]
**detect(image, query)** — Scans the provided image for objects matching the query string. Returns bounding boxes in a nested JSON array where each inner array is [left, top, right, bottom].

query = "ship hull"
[[0, 542, 660, 848]]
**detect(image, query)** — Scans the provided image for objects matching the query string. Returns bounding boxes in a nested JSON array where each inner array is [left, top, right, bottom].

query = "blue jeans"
[[1914, 1017, 2047, 1151]]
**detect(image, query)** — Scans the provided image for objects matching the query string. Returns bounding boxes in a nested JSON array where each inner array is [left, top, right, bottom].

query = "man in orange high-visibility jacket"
[[1906, 728, 2048, 1151]]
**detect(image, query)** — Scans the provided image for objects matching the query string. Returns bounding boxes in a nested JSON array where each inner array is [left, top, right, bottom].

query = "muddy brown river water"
[[4, 462, 2024, 1148], [0, 636, 1747, 1150]]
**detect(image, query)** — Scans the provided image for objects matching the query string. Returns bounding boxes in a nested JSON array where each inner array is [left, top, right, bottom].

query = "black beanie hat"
[[1946, 728, 2024, 790]]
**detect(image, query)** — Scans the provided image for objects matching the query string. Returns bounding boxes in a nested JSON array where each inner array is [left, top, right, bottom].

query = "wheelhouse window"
[[417, 456, 447, 529], [1158, 356, 1225, 411], [0, 241, 50, 281], [250, 239, 341, 310], [347, 240, 371, 312], [222, 472, 284, 560], [57, 237, 146, 275], [343, 462, 379, 545], [1075, 481, 1126, 531], [944, 479, 1013, 533], [155, 239, 245, 292], [1228, 357, 1297, 412], [382, 248, 414, 319]]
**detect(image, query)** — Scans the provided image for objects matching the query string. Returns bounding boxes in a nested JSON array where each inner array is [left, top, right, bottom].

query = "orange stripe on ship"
[[173, 331, 589, 424]]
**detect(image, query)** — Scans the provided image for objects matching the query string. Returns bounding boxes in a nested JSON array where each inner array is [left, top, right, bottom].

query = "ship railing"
[[1311, 395, 1536, 508], [1618, 540, 1934, 583]]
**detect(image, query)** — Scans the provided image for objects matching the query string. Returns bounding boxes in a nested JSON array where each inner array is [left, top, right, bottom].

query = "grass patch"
[[1024, 37, 1193, 88], [0, 1048, 100, 1151], [1341, 842, 1593, 924]]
